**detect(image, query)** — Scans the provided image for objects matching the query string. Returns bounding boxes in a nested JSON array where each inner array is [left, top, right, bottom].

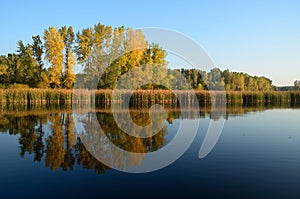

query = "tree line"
[[0, 22, 274, 91], [174, 68, 273, 91], [275, 81, 300, 91], [0, 23, 166, 89]]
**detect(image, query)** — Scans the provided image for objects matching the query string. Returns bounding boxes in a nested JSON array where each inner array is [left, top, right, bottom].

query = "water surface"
[[0, 105, 299, 198]]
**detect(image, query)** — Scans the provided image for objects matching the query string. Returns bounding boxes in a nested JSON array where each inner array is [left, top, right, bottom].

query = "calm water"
[[0, 105, 300, 198]]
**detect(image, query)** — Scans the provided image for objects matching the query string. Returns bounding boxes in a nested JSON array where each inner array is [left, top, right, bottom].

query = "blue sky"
[[0, 0, 299, 86]]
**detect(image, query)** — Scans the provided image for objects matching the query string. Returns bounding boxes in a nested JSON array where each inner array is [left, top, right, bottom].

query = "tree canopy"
[[0, 22, 275, 91]]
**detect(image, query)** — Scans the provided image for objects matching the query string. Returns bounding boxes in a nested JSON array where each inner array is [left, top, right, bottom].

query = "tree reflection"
[[75, 138, 111, 174], [33, 119, 44, 162], [76, 110, 168, 171], [0, 108, 175, 174], [45, 113, 66, 170], [62, 114, 76, 171], [0, 104, 283, 174], [97, 111, 167, 153]]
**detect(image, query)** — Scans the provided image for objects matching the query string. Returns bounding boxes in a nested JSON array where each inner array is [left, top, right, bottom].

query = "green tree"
[[294, 80, 300, 90], [5, 53, 23, 84], [31, 35, 44, 77], [0, 55, 8, 85], [17, 41, 40, 87], [207, 68, 225, 90], [0, 56, 7, 76]]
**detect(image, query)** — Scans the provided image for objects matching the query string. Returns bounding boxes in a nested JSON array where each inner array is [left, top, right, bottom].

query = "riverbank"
[[0, 89, 300, 107]]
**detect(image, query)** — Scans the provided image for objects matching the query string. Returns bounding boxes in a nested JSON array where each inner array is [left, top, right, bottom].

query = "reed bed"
[[0, 89, 72, 105], [0, 89, 300, 107]]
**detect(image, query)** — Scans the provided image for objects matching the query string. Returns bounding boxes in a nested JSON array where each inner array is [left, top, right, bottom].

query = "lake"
[[0, 105, 300, 198]]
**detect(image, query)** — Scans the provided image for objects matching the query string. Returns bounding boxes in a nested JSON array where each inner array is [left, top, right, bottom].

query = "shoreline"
[[0, 89, 300, 106]]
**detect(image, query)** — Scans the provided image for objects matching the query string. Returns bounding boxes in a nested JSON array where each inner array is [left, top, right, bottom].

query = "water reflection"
[[0, 112, 110, 174], [0, 104, 297, 174]]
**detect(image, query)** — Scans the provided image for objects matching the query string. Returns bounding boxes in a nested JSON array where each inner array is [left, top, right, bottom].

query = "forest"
[[0, 22, 280, 92]]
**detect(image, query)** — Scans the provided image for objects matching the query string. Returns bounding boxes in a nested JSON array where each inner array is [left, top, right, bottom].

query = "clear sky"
[[0, 0, 299, 86]]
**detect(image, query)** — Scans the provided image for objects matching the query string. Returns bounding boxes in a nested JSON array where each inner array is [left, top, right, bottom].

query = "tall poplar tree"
[[60, 26, 76, 89], [44, 27, 65, 88]]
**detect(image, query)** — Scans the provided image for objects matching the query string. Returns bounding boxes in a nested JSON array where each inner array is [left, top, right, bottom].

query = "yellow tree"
[[37, 71, 50, 88], [60, 26, 76, 89], [247, 76, 258, 91], [124, 28, 147, 70], [44, 27, 65, 88], [75, 28, 93, 63], [93, 23, 112, 48]]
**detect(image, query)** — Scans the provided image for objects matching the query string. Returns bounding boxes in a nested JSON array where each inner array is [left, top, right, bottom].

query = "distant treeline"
[[75, 67, 273, 91], [0, 22, 293, 91], [177, 68, 273, 91], [275, 81, 300, 91]]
